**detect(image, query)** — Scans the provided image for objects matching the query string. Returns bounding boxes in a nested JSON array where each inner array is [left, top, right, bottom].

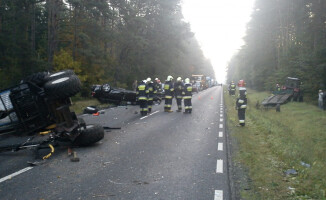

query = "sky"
[[181, 0, 256, 83]]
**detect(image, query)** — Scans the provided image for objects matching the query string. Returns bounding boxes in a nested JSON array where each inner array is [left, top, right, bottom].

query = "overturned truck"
[[0, 70, 104, 154], [262, 77, 303, 107]]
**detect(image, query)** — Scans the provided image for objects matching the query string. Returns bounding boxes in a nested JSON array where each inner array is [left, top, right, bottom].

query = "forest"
[[0, 0, 214, 96], [227, 0, 326, 101]]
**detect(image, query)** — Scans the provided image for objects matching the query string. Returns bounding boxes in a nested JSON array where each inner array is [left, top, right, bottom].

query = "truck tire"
[[22, 72, 49, 86], [44, 75, 81, 99], [73, 124, 104, 146], [44, 70, 75, 82]]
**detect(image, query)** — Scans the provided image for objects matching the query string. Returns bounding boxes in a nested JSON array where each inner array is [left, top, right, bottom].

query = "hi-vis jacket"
[[236, 97, 247, 109], [174, 82, 184, 99], [136, 82, 149, 100], [182, 83, 192, 99], [147, 82, 156, 100], [164, 81, 174, 99]]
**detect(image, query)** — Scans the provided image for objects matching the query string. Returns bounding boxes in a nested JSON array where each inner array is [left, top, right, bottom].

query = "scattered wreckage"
[[0, 70, 104, 158]]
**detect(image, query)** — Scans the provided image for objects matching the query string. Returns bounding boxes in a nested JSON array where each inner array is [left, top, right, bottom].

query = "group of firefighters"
[[229, 80, 248, 127], [136, 75, 193, 116]]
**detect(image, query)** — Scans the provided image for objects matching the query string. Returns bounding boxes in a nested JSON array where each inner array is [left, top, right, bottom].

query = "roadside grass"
[[70, 98, 110, 114], [225, 88, 326, 199]]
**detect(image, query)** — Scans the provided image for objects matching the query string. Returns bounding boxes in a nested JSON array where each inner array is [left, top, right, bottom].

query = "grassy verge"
[[70, 98, 110, 114], [225, 88, 326, 199]]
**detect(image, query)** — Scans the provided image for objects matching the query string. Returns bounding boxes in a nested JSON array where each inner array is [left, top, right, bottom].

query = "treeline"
[[0, 0, 214, 96], [227, 0, 326, 101]]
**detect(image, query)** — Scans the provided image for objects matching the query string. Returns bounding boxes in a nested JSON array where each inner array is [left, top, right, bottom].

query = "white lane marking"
[[219, 124, 223, 129], [220, 118, 223, 122], [216, 160, 223, 173], [140, 116, 148, 120], [140, 111, 159, 120], [218, 143, 223, 151], [219, 131, 223, 137], [214, 190, 223, 200], [0, 167, 33, 183], [220, 114, 223, 117]]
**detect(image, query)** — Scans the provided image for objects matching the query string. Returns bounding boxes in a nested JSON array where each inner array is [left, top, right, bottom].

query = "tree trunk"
[[47, 0, 60, 71]]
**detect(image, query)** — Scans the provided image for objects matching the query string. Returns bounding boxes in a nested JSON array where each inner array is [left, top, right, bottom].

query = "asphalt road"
[[0, 86, 230, 200]]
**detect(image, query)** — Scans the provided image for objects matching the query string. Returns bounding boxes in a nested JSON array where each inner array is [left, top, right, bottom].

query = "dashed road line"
[[219, 124, 223, 129], [0, 167, 33, 183], [140, 110, 159, 120], [214, 190, 223, 200], [219, 131, 223, 138], [218, 143, 223, 151], [216, 159, 223, 173], [219, 118, 223, 122]]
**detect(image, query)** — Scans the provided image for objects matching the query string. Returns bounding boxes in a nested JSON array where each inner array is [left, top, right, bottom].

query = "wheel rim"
[[49, 71, 66, 77], [52, 77, 69, 84]]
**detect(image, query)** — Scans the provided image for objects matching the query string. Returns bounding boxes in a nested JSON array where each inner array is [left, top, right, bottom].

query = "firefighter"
[[164, 75, 174, 112], [146, 77, 156, 113], [229, 81, 236, 96], [183, 78, 192, 114], [136, 80, 149, 116], [236, 87, 247, 126], [275, 84, 281, 93], [174, 77, 184, 112]]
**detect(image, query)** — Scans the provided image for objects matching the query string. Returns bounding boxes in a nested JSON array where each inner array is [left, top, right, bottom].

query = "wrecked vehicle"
[[0, 70, 104, 155], [261, 77, 303, 107], [92, 83, 161, 105]]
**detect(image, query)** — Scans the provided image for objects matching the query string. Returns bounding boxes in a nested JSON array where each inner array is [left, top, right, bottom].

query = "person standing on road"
[[174, 77, 184, 112], [229, 81, 236, 96], [146, 77, 156, 113], [136, 80, 149, 116], [164, 75, 174, 112], [236, 84, 247, 126], [318, 90, 324, 110], [182, 78, 193, 114]]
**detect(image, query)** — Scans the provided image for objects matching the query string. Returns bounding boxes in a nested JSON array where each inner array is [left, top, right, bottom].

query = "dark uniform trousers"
[[136, 83, 149, 116], [236, 97, 247, 126], [164, 82, 174, 111], [183, 84, 192, 113], [147, 83, 155, 113]]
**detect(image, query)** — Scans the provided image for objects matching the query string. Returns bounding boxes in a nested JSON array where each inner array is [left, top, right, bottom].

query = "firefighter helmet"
[[167, 75, 173, 81], [185, 78, 190, 84], [146, 77, 151, 82], [177, 77, 182, 82], [238, 80, 246, 87]]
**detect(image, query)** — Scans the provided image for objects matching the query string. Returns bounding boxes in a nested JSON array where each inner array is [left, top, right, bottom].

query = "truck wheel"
[[44, 75, 81, 99], [73, 124, 104, 146], [44, 70, 75, 82], [22, 72, 49, 86]]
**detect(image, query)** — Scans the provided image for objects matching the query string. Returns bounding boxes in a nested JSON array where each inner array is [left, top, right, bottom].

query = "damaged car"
[[92, 83, 162, 105]]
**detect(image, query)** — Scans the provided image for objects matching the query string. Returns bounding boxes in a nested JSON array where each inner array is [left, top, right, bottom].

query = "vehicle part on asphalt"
[[73, 124, 104, 146]]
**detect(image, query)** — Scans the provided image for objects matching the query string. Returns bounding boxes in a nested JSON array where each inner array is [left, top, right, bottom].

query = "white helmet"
[[146, 77, 151, 82], [177, 77, 182, 82], [155, 78, 158, 81], [167, 75, 173, 81], [185, 78, 190, 84]]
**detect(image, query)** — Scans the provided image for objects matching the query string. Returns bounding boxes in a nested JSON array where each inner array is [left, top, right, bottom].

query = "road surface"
[[0, 86, 231, 200]]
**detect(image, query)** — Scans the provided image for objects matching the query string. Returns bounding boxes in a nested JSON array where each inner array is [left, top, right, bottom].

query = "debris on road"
[[70, 151, 80, 162]]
